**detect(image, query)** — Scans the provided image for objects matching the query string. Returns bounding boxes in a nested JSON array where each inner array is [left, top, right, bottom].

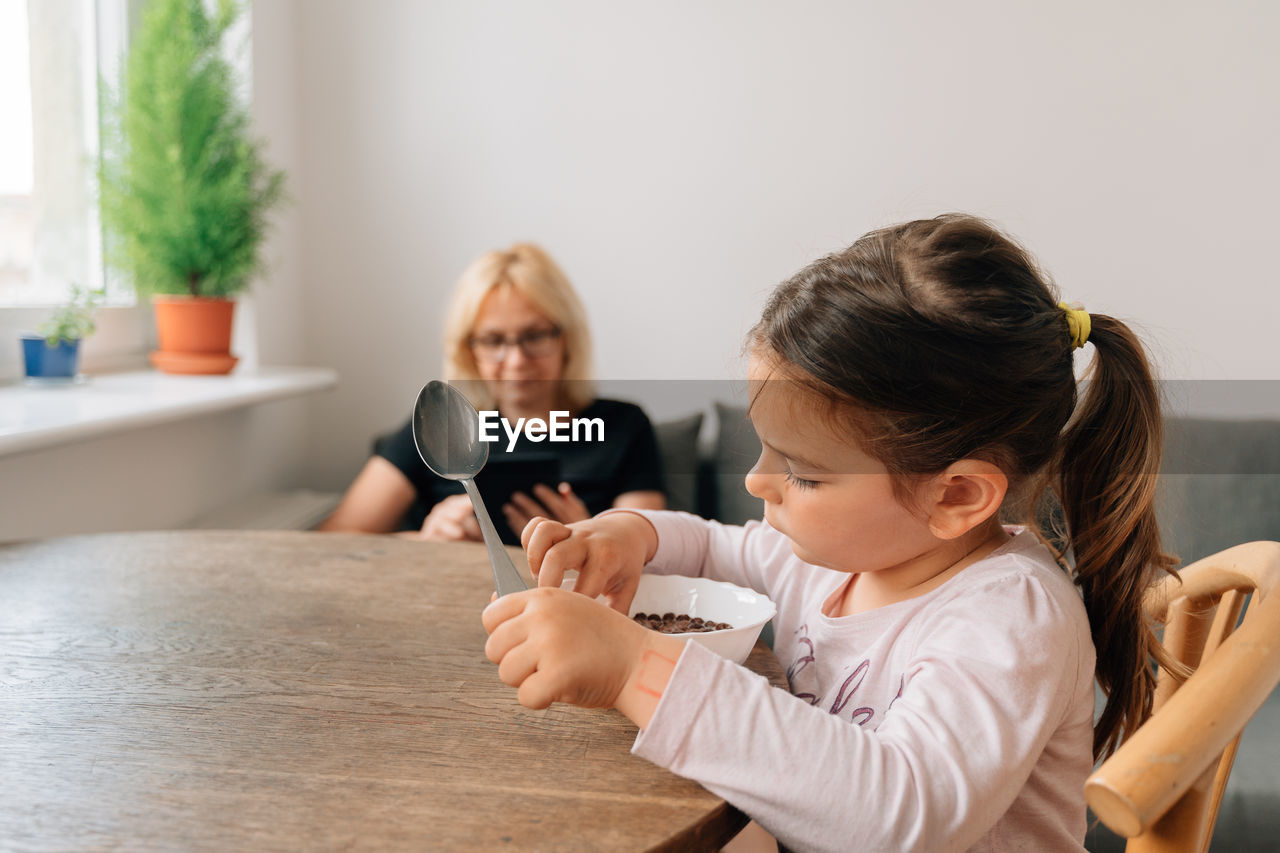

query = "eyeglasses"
[[468, 326, 563, 363]]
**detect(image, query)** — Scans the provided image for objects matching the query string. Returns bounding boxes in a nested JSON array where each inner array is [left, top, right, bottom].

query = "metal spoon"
[[412, 380, 529, 597]]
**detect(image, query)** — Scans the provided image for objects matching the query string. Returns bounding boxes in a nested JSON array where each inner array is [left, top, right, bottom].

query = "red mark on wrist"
[[635, 649, 677, 699]]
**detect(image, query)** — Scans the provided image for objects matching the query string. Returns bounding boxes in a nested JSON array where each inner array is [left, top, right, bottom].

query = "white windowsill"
[[0, 367, 338, 457]]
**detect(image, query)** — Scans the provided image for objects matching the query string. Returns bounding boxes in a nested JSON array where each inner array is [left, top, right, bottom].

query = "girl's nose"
[[744, 458, 781, 504]]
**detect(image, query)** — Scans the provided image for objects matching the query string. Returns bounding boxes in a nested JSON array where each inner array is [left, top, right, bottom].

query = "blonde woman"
[[319, 243, 666, 541]]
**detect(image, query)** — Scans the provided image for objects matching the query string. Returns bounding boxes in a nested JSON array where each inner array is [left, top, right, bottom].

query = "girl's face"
[[744, 355, 937, 575], [469, 285, 566, 413]]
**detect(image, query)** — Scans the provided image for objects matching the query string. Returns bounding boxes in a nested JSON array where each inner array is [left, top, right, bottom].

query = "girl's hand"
[[482, 586, 684, 726], [419, 494, 482, 541], [520, 512, 658, 613], [503, 482, 589, 533]]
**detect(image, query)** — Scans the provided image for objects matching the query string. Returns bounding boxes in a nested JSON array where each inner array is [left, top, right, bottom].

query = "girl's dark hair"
[[751, 213, 1177, 760]]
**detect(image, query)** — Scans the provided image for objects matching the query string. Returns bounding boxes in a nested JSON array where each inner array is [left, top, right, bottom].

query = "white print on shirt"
[[786, 623, 904, 729]]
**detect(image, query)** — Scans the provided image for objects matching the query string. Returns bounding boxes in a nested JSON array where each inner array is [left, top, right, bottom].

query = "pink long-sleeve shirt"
[[627, 511, 1095, 853]]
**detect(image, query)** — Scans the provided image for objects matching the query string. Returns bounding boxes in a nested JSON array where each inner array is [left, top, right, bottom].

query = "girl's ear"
[[925, 460, 1008, 540]]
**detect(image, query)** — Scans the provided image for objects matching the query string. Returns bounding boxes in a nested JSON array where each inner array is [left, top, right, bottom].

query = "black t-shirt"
[[375, 398, 665, 538]]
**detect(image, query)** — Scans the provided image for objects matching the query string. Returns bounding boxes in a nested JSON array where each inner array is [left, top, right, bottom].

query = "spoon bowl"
[[412, 379, 490, 479], [412, 381, 528, 597]]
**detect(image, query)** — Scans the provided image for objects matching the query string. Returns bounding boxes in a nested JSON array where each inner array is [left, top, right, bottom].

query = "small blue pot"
[[21, 335, 81, 381]]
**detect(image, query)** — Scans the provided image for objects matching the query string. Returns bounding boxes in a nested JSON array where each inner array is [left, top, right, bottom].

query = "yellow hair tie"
[[1057, 301, 1091, 349]]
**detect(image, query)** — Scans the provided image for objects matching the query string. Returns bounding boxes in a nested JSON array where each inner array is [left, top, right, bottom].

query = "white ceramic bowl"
[[628, 574, 777, 664]]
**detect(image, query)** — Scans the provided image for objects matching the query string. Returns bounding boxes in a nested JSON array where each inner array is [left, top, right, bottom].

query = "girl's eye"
[[784, 469, 819, 491]]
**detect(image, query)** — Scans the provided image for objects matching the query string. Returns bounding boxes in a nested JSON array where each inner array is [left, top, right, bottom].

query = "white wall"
[[282, 0, 1280, 492], [0, 403, 311, 541]]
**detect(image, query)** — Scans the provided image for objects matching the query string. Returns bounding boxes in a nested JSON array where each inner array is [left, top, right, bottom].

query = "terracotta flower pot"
[[148, 296, 239, 375]]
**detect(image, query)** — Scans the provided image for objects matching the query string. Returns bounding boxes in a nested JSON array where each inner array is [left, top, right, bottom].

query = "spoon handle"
[[462, 478, 529, 597]]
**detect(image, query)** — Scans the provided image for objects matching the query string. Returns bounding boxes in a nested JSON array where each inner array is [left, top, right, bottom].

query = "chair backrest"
[[1084, 540, 1280, 853]]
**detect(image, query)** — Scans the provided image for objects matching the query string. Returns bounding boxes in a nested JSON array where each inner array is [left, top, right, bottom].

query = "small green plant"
[[38, 285, 104, 346], [97, 0, 286, 298]]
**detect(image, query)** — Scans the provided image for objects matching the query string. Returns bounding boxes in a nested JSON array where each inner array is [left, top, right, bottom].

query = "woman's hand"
[[419, 494, 482, 541], [482, 586, 684, 726], [503, 482, 589, 534], [520, 512, 658, 614]]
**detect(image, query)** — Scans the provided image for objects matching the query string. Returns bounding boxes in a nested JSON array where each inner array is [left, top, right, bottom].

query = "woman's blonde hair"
[[442, 243, 594, 411]]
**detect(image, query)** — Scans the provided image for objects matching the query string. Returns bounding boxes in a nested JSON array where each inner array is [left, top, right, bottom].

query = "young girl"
[[481, 214, 1175, 852]]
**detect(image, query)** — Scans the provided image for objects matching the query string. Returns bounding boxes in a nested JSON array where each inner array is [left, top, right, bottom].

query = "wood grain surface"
[[0, 531, 786, 851]]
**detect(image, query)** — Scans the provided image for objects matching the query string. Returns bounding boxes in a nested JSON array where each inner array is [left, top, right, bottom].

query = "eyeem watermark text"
[[478, 410, 604, 451]]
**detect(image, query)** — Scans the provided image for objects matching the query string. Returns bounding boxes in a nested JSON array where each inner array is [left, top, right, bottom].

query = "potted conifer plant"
[[20, 285, 103, 384], [98, 0, 285, 375]]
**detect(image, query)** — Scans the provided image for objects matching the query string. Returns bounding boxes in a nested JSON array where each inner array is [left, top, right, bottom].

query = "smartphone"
[[474, 456, 563, 545]]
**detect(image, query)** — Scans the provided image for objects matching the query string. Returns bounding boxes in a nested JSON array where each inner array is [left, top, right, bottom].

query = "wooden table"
[[0, 531, 784, 851]]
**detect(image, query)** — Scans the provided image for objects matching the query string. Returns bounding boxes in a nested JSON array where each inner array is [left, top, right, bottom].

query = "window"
[[0, 1, 36, 298], [0, 0, 143, 380], [0, 0, 124, 306]]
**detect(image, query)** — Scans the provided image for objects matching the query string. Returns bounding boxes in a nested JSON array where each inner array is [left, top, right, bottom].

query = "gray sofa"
[[652, 406, 1280, 852]]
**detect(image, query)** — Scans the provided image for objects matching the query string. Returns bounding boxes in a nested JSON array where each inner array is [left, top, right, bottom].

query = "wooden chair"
[[1085, 541, 1280, 852]]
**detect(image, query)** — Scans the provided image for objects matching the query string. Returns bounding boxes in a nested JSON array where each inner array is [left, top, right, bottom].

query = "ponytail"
[[1055, 315, 1179, 760]]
